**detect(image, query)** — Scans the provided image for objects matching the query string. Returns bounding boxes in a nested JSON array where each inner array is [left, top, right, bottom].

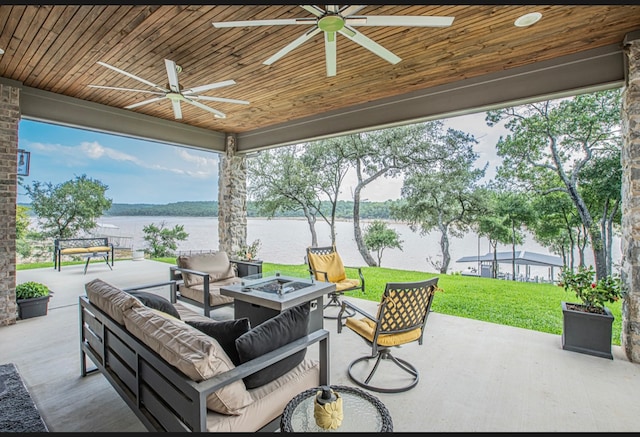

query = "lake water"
[[92, 216, 620, 281]]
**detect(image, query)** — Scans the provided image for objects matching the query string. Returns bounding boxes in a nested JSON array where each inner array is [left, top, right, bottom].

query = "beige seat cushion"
[[177, 252, 237, 288], [179, 278, 240, 307], [205, 359, 320, 432], [84, 278, 144, 325], [123, 304, 253, 415]]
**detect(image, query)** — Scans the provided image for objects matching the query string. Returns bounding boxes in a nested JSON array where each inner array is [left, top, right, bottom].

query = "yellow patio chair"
[[306, 245, 365, 319], [337, 277, 439, 393]]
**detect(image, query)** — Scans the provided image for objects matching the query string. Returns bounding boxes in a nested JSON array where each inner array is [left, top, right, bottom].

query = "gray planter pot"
[[561, 301, 614, 359], [17, 295, 50, 320]]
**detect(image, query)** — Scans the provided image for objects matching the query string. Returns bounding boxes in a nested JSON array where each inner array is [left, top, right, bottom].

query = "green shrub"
[[15, 281, 50, 299]]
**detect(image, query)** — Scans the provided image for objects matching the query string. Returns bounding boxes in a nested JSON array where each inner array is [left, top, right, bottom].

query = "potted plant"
[[15, 281, 52, 320], [233, 239, 263, 277], [559, 266, 623, 359]]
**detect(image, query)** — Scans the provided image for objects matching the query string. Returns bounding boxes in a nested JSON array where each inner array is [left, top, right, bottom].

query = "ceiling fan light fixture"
[[318, 15, 344, 32], [514, 12, 542, 28]]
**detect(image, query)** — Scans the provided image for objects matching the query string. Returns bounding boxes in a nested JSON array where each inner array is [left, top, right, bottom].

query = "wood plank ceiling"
[[1, 4, 640, 148]]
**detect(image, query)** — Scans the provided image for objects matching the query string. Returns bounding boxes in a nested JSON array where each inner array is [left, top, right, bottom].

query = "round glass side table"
[[280, 385, 393, 432]]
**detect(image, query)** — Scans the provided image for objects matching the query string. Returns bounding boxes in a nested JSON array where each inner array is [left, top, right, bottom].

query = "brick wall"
[[0, 84, 20, 326]]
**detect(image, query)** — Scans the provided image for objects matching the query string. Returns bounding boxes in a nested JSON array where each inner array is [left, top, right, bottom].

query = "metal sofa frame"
[[79, 280, 330, 432]]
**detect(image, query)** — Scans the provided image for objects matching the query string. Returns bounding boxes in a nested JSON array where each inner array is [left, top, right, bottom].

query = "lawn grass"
[[19, 258, 623, 346]]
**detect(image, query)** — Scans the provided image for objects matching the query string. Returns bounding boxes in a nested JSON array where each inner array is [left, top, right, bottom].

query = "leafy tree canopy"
[[23, 174, 112, 239]]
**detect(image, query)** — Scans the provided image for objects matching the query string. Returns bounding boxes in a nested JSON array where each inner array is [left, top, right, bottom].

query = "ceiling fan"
[[87, 59, 249, 119], [212, 5, 454, 77]]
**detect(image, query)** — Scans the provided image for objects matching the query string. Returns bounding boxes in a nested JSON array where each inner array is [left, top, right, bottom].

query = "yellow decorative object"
[[313, 388, 343, 430]]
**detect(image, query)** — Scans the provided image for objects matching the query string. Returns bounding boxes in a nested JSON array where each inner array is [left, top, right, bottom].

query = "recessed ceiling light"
[[514, 12, 542, 28]]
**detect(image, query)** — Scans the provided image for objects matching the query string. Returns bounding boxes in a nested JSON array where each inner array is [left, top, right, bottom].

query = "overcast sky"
[[17, 112, 508, 205]]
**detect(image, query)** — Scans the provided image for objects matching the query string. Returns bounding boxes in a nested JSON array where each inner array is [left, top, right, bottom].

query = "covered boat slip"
[[457, 251, 563, 282]]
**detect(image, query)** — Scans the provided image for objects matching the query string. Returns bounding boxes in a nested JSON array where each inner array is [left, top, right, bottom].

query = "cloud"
[[25, 138, 218, 179]]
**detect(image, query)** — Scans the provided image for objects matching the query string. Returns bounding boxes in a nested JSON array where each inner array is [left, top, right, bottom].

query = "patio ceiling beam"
[[8, 81, 226, 153], [236, 43, 625, 152]]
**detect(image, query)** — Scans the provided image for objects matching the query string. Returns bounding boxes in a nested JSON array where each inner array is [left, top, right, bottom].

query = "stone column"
[[218, 133, 247, 257], [0, 83, 20, 326], [621, 34, 640, 362]]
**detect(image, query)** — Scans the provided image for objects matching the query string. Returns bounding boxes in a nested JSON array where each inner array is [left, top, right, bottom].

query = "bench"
[[53, 237, 114, 272], [80, 279, 330, 432]]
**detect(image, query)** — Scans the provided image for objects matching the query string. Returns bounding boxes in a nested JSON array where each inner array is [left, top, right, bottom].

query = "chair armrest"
[[308, 267, 330, 283], [171, 266, 210, 281], [337, 300, 375, 333], [122, 280, 179, 303]]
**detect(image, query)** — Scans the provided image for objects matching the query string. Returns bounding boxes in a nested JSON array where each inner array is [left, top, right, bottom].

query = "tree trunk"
[[511, 220, 517, 281], [303, 208, 318, 247], [490, 240, 498, 278], [439, 226, 451, 274], [352, 185, 377, 266]]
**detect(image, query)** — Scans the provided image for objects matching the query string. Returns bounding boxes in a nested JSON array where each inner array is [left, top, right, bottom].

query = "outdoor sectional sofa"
[[79, 278, 329, 432]]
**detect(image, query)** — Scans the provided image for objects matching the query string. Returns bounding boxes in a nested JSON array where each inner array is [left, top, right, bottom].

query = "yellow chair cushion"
[[87, 246, 111, 252], [345, 317, 422, 347], [308, 252, 346, 283], [335, 278, 360, 292], [60, 247, 90, 254]]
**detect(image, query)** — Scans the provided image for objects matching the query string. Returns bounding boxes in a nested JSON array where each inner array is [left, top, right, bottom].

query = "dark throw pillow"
[[129, 291, 181, 320], [235, 303, 310, 389], [186, 318, 251, 366]]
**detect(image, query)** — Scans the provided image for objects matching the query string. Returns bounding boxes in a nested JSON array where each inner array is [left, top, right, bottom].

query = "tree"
[[142, 221, 188, 258], [342, 121, 465, 267], [391, 127, 484, 273], [247, 145, 322, 247], [363, 220, 403, 266], [16, 204, 33, 259], [578, 150, 622, 275], [486, 89, 622, 280], [492, 189, 533, 280], [474, 188, 512, 278], [16, 205, 30, 240], [24, 174, 112, 239]]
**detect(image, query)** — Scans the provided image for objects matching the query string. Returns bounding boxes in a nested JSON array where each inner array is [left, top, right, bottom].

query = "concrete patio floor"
[[3, 259, 640, 432]]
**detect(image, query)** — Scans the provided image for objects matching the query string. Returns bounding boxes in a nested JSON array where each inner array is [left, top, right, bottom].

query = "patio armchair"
[[337, 277, 439, 393], [170, 251, 242, 317], [306, 245, 365, 319]]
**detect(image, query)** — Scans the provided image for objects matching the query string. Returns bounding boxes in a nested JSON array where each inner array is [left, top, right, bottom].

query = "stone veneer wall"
[[218, 133, 247, 256], [621, 36, 640, 363], [0, 84, 20, 327]]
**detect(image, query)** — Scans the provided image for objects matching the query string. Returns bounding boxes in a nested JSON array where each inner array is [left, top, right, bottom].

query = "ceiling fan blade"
[[164, 59, 181, 93], [184, 98, 226, 119], [96, 61, 167, 92], [340, 5, 367, 16], [182, 80, 236, 95], [171, 99, 182, 119], [264, 27, 322, 65], [191, 95, 250, 105], [213, 18, 314, 28], [325, 5, 340, 14], [124, 96, 166, 109], [300, 5, 326, 17], [349, 15, 455, 27], [324, 32, 337, 77], [339, 26, 401, 64], [87, 85, 165, 95]]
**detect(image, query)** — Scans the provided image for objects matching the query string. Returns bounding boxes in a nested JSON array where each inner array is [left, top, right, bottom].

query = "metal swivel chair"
[[337, 277, 439, 393], [306, 245, 365, 319]]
